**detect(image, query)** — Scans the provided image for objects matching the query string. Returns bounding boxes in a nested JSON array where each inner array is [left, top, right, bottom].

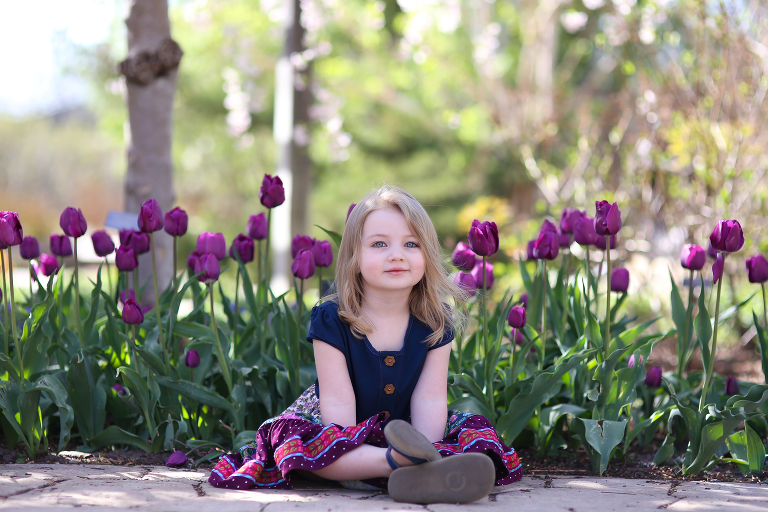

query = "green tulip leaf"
[[653, 435, 676, 465], [315, 225, 343, 249], [448, 395, 493, 419], [573, 418, 627, 475], [88, 425, 151, 453], [30, 375, 74, 452]]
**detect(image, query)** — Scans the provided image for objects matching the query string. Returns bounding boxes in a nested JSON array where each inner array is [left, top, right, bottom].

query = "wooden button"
[[384, 356, 395, 366], [385, 384, 395, 394], [382, 410, 390, 419]]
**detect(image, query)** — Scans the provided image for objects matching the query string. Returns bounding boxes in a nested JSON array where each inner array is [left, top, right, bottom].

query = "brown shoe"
[[383, 419, 441, 469], [388, 453, 496, 504]]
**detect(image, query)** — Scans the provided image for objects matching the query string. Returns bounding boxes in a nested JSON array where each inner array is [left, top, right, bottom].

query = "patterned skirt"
[[208, 386, 523, 490]]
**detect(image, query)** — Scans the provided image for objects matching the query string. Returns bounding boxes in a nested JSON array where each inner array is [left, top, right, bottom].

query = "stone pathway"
[[1, 464, 767, 511]]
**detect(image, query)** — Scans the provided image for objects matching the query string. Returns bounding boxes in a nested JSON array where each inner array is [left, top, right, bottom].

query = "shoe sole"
[[384, 419, 441, 463], [388, 453, 496, 504]]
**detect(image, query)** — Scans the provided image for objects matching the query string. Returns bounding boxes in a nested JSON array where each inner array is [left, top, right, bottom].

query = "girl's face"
[[359, 207, 425, 296]]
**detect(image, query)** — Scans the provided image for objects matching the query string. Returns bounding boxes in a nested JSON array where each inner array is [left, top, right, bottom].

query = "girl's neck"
[[360, 285, 411, 320]]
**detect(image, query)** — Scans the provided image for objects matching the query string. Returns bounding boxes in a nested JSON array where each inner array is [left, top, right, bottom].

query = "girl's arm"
[[313, 339, 357, 427], [410, 343, 451, 443]]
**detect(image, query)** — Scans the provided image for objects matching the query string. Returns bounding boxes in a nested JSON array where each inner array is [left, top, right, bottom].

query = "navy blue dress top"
[[306, 300, 453, 425]]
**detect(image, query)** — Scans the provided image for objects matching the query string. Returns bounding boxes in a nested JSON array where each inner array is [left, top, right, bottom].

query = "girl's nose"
[[388, 247, 404, 261]]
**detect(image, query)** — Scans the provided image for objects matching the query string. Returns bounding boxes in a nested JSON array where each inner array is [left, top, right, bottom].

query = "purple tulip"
[[519, 293, 529, 307], [187, 251, 201, 271], [507, 306, 526, 329], [120, 230, 150, 255], [710, 220, 744, 253], [347, 203, 356, 221], [559, 208, 585, 235], [39, 253, 59, 276], [312, 240, 334, 268], [115, 246, 139, 272], [594, 201, 622, 236], [681, 244, 706, 271], [259, 174, 286, 209], [746, 255, 768, 283], [291, 235, 316, 259], [471, 258, 494, 290], [540, 219, 557, 233], [120, 289, 136, 305], [724, 376, 740, 396], [558, 230, 571, 249], [166, 450, 188, 467], [196, 232, 226, 261], [229, 234, 255, 264], [138, 199, 164, 233], [185, 349, 200, 368], [247, 213, 268, 240], [452, 242, 476, 272], [291, 249, 316, 280], [644, 366, 662, 387], [533, 230, 559, 260], [713, 253, 724, 285], [20, 237, 40, 260], [512, 328, 524, 345], [610, 267, 629, 292], [50, 234, 72, 257], [595, 235, 617, 251], [467, 220, 499, 257], [164, 207, 188, 237], [0, 211, 23, 247], [526, 240, 537, 261], [91, 231, 115, 257], [195, 253, 221, 283], [122, 299, 144, 325], [454, 272, 477, 296], [706, 241, 718, 259], [574, 217, 599, 246], [628, 353, 643, 367], [59, 207, 86, 238], [112, 383, 126, 396]]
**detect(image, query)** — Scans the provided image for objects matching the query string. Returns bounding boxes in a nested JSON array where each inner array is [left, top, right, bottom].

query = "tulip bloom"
[[247, 213, 268, 240], [312, 240, 333, 268], [164, 207, 188, 237], [166, 450, 188, 467], [260, 174, 286, 209], [610, 267, 629, 292], [724, 376, 740, 396], [559, 208, 584, 235], [91, 231, 115, 257], [195, 253, 221, 283], [681, 244, 706, 271], [594, 201, 622, 236], [185, 349, 200, 368], [644, 366, 662, 387], [187, 251, 201, 272], [628, 354, 643, 367], [574, 217, 599, 246], [526, 240, 537, 261], [454, 272, 477, 297], [112, 383, 126, 396], [706, 242, 718, 259], [507, 305, 526, 329], [471, 258, 494, 290], [20, 237, 40, 260], [595, 235, 617, 251], [558, 230, 571, 249], [746, 255, 768, 283], [59, 207, 87, 238], [39, 253, 59, 276], [533, 229, 559, 260], [713, 253, 724, 284], [229, 234, 255, 264], [138, 199, 164, 233], [120, 289, 136, 305], [197, 232, 226, 261], [122, 299, 144, 325], [115, 246, 139, 272], [50, 234, 72, 257], [452, 242, 476, 272], [120, 230, 150, 255], [519, 293, 529, 307], [512, 328, 524, 345], [0, 212, 23, 247], [291, 249, 316, 280], [710, 220, 744, 253], [291, 235, 316, 258], [467, 220, 499, 257]]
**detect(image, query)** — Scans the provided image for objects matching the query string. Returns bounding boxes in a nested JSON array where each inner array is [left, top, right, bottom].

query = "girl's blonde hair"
[[330, 185, 467, 346]]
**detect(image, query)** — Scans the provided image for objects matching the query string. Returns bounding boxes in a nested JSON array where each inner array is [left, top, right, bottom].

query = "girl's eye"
[[372, 241, 386, 248], [405, 241, 420, 248]]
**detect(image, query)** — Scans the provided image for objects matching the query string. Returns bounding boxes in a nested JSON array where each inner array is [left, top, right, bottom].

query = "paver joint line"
[[192, 481, 206, 497], [657, 498, 683, 509], [0, 477, 68, 500]]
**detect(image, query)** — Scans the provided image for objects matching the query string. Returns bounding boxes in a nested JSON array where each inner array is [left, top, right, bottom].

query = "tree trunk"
[[121, 0, 182, 301]]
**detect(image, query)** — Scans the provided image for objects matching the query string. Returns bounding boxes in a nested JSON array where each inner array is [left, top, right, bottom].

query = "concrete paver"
[[1, 464, 766, 511]]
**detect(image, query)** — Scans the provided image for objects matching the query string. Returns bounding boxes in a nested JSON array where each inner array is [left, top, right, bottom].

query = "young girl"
[[209, 186, 522, 503]]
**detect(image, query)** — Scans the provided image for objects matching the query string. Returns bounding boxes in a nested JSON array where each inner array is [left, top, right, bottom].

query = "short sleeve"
[[306, 302, 347, 354], [428, 324, 454, 350]]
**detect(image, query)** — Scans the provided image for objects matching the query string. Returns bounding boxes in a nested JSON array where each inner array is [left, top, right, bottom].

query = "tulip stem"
[[678, 268, 695, 380], [173, 237, 178, 294], [482, 256, 488, 358], [509, 328, 517, 385], [264, 209, 272, 290], [105, 259, 113, 300], [296, 279, 304, 396], [604, 237, 611, 362], [73, 238, 84, 344], [150, 233, 169, 374], [133, 271, 139, 302], [132, 325, 139, 373], [762, 282, 767, 331], [585, 248, 591, 315], [208, 283, 233, 395], [1, 250, 7, 356], [8, 249, 21, 388], [541, 260, 547, 371], [28, 262, 33, 304], [700, 261, 723, 412], [234, 268, 240, 353]]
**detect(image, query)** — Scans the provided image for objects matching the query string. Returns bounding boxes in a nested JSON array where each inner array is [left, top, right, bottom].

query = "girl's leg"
[[308, 445, 415, 481]]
